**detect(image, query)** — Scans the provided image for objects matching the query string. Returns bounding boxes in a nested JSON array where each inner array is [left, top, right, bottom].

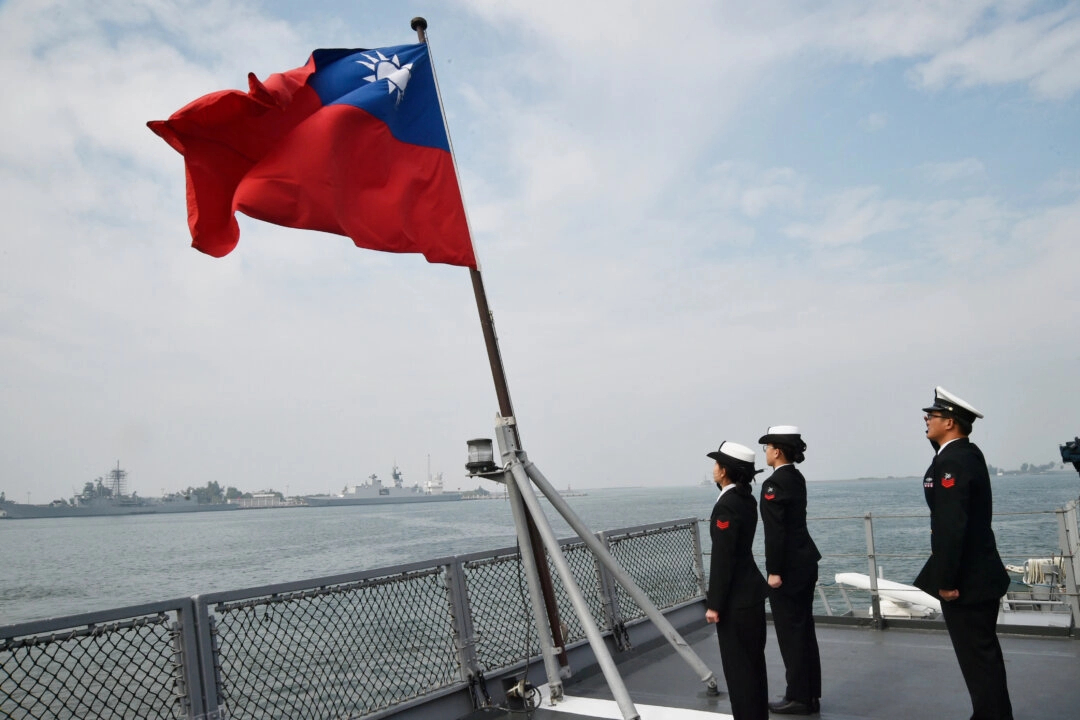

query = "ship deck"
[[460, 617, 1080, 719]]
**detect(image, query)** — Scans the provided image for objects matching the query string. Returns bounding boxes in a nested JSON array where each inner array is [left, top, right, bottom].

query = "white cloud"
[[919, 158, 986, 184], [811, 0, 994, 59], [694, 163, 804, 221], [740, 168, 804, 218], [913, 5, 1080, 99], [785, 187, 913, 247], [1, 0, 1079, 506]]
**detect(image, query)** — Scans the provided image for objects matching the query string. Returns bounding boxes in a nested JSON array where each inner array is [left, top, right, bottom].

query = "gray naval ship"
[[303, 464, 463, 507], [0, 462, 238, 519]]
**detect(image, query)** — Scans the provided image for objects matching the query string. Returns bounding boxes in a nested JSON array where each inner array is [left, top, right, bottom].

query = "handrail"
[[696, 501, 1080, 626], [1, 519, 702, 720], [3, 502, 1075, 720]]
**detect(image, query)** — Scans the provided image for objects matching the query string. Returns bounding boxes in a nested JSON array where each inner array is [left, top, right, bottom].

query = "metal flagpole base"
[[503, 471, 566, 697], [496, 420, 641, 720], [473, 420, 565, 699], [520, 458, 720, 695]]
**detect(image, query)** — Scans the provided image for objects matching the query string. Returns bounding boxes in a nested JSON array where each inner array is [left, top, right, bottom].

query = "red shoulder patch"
[[764, 493, 776, 501], [941, 477, 956, 489], [716, 520, 730, 530]]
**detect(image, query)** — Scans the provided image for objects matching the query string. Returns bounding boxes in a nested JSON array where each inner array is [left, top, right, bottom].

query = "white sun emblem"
[[356, 51, 413, 103]]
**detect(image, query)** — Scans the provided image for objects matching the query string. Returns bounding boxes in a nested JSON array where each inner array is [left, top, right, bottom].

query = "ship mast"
[[107, 461, 128, 497]]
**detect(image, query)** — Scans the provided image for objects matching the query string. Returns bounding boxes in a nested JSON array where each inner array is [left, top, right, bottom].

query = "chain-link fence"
[[606, 523, 704, 623], [205, 566, 461, 720], [0, 517, 679, 719], [462, 551, 544, 671], [460, 519, 701, 674], [5, 505, 1076, 720], [0, 601, 197, 720]]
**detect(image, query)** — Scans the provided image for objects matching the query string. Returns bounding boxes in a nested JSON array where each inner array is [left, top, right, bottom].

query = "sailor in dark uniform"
[[758, 426, 821, 715], [705, 441, 769, 720], [914, 387, 1013, 720]]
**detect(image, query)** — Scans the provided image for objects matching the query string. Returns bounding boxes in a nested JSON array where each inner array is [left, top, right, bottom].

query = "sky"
[[1, 0, 1079, 504]]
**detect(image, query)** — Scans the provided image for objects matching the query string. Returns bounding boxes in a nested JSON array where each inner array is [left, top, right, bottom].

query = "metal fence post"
[[865, 513, 883, 629], [1055, 500, 1080, 629], [191, 595, 223, 719], [815, 586, 833, 617], [691, 519, 706, 597], [444, 558, 482, 683], [595, 530, 631, 651], [177, 598, 206, 719]]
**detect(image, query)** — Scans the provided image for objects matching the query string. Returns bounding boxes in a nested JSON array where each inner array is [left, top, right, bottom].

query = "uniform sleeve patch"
[[716, 520, 730, 530], [941, 473, 955, 489]]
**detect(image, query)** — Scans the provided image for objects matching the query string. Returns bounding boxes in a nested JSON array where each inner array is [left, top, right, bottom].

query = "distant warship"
[[303, 465, 462, 507], [0, 462, 238, 519]]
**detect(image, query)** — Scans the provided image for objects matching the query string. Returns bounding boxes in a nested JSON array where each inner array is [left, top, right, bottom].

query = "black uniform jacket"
[[759, 465, 821, 589], [914, 438, 1010, 604], [707, 484, 769, 616]]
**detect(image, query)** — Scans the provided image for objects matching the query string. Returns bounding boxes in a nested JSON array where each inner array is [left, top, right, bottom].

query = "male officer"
[[914, 387, 1013, 720]]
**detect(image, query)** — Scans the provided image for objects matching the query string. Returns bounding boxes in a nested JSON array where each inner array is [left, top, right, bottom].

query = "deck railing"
[[4, 501, 1077, 720], [774, 500, 1080, 629], [0, 599, 202, 719], [0, 518, 702, 720]]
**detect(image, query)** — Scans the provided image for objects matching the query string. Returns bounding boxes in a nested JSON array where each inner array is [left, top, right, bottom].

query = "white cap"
[[716, 441, 755, 463], [923, 386, 984, 421], [758, 426, 805, 449]]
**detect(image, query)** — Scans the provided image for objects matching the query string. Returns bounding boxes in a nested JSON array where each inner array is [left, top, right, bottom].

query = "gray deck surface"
[[461, 621, 1079, 719]]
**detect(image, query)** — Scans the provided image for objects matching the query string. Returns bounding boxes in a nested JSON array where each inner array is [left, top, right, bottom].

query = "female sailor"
[[705, 441, 769, 720]]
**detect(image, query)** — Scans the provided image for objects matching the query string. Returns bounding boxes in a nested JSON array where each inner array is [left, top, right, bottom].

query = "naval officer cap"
[[757, 425, 806, 451], [706, 441, 760, 478], [922, 386, 984, 424]]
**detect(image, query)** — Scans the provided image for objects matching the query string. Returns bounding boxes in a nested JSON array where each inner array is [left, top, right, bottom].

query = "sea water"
[[1, 474, 1077, 626]]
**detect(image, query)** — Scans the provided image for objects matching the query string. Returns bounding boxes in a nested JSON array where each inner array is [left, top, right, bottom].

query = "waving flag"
[[148, 45, 476, 268]]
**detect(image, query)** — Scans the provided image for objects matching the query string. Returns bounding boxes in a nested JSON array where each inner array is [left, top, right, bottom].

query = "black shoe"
[[769, 698, 815, 715], [811, 698, 820, 713]]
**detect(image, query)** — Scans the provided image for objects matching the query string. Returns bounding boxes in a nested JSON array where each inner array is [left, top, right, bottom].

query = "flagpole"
[[412, 15, 571, 678]]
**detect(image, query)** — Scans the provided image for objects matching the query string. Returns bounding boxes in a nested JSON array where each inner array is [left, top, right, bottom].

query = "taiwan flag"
[[148, 45, 476, 268]]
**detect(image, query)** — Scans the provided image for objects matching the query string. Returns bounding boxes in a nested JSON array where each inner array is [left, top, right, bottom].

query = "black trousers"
[[768, 578, 821, 702], [716, 602, 769, 720], [940, 599, 1013, 720]]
